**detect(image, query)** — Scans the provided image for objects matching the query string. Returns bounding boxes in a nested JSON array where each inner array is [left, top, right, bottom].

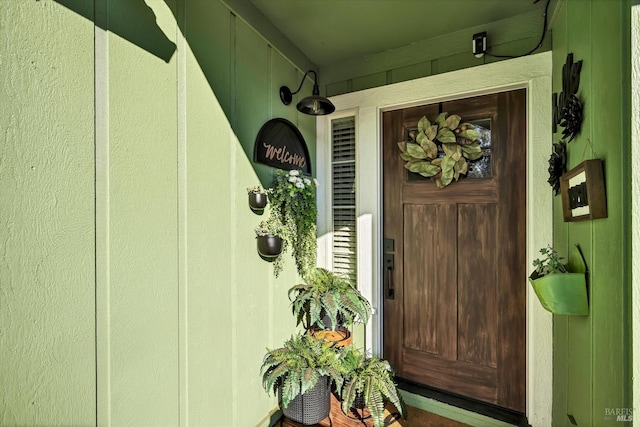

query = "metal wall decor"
[[549, 53, 584, 195], [547, 141, 567, 196], [552, 53, 583, 141]]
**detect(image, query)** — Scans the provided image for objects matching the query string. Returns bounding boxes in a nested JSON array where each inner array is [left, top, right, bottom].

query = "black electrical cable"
[[484, 0, 552, 59]]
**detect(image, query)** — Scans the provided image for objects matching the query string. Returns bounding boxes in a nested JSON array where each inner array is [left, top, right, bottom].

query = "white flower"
[[313, 178, 320, 187], [303, 178, 311, 186], [289, 170, 299, 176], [288, 176, 298, 183], [295, 181, 304, 189]]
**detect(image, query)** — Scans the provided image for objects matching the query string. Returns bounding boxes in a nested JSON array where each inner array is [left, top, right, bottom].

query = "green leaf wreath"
[[397, 113, 483, 188]]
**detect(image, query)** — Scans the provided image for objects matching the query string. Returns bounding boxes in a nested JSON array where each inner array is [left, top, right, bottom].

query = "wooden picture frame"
[[559, 159, 607, 222]]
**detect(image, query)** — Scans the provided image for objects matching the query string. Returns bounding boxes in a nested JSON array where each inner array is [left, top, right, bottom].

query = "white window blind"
[[331, 117, 357, 284]]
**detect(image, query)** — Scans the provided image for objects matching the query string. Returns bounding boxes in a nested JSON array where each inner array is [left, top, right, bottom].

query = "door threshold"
[[396, 378, 530, 427]]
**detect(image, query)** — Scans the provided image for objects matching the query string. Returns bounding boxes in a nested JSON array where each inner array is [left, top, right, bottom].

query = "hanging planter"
[[247, 185, 268, 211], [528, 245, 588, 315], [255, 219, 284, 258], [256, 235, 282, 258]]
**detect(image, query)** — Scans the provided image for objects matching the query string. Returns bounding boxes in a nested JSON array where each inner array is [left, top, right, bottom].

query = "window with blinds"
[[331, 117, 357, 284]]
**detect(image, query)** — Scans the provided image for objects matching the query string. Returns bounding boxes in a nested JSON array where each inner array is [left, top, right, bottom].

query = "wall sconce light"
[[279, 70, 335, 116]]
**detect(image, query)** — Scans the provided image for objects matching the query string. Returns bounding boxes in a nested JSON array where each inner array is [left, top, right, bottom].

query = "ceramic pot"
[[248, 192, 268, 210], [257, 234, 282, 257], [309, 327, 353, 348]]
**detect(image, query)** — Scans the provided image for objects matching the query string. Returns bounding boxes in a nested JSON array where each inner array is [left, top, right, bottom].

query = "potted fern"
[[529, 244, 588, 315], [288, 268, 372, 347], [339, 347, 406, 427], [260, 333, 343, 425]]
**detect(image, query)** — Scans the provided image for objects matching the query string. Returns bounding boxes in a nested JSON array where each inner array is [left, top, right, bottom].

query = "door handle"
[[384, 253, 395, 299]]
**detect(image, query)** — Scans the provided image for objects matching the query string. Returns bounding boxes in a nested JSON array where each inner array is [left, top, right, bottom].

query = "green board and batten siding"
[[551, 1, 632, 426], [2, 0, 314, 425], [1, 2, 96, 425]]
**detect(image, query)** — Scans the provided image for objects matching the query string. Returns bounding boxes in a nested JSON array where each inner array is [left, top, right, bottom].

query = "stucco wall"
[[550, 0, 632, 425], [1, 0, 315, 425]]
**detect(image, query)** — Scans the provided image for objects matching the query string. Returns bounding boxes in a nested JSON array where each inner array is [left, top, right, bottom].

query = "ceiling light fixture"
[[279, 70, 335, 116]]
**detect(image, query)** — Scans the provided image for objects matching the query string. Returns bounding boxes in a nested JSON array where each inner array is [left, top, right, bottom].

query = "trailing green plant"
[[397, 113, 484, 188], [288, 268, 372, 331], [530, 245, 568, 280], [268, 169, 318, 277], [260, 333, 343, 409], [339, 348, 406, 427]]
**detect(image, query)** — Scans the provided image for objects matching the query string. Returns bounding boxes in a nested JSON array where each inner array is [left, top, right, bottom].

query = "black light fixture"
[[279, 70, 335, 116]]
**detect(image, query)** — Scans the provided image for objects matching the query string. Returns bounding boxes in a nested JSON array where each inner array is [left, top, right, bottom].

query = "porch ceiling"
[[249, 0, 550, 68]]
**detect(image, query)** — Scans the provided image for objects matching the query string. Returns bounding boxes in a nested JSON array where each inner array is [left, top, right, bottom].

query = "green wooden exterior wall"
[[551, 1, 632, 426], [1, 0, 315, 425], [1, 0, 633, 426], [320, 8, 553, 97]]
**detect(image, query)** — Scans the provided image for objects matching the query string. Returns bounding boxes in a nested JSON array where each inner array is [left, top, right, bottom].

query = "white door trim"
[[317, 51, 553, 425]]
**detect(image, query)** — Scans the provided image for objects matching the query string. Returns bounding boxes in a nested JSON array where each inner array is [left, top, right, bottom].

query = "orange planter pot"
[[310, 327, 353, 348]]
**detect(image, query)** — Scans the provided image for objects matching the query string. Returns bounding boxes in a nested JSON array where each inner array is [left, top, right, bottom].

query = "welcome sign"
[[253, 118, 312, 175]]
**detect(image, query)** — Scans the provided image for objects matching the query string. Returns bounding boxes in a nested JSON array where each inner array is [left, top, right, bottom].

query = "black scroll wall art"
[[548, 53, 584, 195]]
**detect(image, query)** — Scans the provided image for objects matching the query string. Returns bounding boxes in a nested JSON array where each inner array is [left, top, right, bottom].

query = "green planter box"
[[529, 245, 588, 316]]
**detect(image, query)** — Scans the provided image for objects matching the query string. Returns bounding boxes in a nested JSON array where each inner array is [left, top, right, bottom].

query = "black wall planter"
[[249, 192, 268, 211], [256, 235, 283, 258]]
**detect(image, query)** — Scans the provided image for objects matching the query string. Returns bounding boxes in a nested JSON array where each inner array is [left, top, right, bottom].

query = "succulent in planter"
[[289, 268, 372, 331], [247, 184, 269, 210], [339, 347, 406, 427], [260, 333, 344, 425]]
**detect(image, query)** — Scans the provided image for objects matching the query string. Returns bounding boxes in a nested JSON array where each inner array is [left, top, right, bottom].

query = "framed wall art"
[[559, 159, 607, 222]]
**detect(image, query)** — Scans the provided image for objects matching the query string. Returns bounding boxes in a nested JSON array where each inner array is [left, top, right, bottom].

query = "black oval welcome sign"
[[253, 118, 312, 175]]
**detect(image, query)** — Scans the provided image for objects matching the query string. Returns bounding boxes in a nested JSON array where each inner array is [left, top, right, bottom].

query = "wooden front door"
[[382, 90, 526, 412]]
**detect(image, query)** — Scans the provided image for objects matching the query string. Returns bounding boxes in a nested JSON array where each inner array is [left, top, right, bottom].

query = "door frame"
[[317, 51, 552, 425]]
